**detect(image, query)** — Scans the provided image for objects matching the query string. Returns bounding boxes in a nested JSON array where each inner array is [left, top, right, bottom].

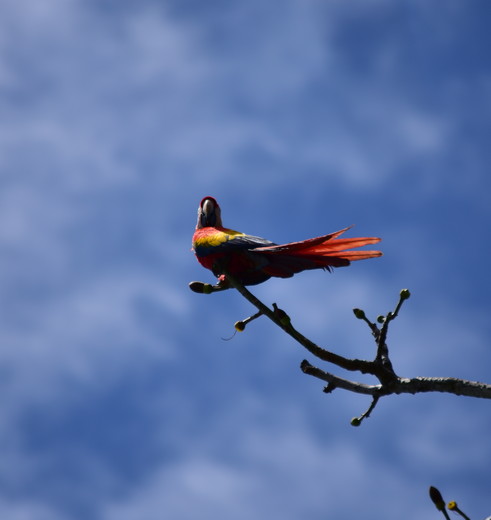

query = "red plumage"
[[192, 197, 382, 290]]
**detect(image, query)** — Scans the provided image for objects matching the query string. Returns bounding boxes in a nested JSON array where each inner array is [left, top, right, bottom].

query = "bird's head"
[[196, 196, 223, 229]]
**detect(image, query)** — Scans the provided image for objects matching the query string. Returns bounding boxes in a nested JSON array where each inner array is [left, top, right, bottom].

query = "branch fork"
[[189, 277, 491, 425]]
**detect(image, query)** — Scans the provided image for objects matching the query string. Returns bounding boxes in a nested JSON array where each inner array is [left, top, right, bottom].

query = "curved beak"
[[197, 197, 222, 228], [202, 198, 215, 221]]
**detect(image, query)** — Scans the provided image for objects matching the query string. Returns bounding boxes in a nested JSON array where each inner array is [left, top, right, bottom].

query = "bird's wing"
[[193, 227, 275, 255]]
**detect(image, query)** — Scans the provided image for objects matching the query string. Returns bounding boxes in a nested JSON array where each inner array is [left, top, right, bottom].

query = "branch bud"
[[447, 501, 471, 520], [350, 417, 361, 427], [272, 303, 291, 326], [189, 281, 214, 294], [353, 308, 365, 320], [234, 321, 246, 332], [429, 486, 446, 511], [400, 288, 411, 300]]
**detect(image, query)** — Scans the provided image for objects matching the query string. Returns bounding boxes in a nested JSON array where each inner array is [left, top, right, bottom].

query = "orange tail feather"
[[255, 227, 382, 260], [255, 228, 382, 278]]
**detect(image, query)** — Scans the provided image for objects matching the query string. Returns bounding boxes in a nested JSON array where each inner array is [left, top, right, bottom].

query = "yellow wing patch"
[[194, 228, 245, 248]]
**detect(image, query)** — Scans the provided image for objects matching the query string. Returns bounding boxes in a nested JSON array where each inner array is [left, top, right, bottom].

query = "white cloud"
[[0, 499, 63, 520], [102, 414, 434, 520], [0, 2, 489, 520]]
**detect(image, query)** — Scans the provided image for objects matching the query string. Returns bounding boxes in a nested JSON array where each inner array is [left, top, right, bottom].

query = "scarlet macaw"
[[191, 196, 382, 292]]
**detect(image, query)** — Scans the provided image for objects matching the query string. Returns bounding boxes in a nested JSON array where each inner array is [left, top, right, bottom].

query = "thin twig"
[[225, 272, 375, 374], [191, 277, 491, 413]]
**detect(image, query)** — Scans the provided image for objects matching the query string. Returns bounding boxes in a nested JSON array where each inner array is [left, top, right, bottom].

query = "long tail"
[[253, 226, 382, 278]]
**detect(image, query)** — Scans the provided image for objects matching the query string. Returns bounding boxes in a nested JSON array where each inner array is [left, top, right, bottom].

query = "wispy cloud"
[[0, 1, 490, 519]]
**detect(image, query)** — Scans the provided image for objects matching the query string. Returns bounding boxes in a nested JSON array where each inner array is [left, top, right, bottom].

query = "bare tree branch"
[[300, 360, 491, 399], [189, 275, 491, 423]]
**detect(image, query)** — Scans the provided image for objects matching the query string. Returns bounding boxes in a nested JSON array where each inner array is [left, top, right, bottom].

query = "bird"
[[190, 196, 382, 292]]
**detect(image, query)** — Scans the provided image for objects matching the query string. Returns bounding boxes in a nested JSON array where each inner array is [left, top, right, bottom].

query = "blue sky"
[[1, 0, 490, 519]]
